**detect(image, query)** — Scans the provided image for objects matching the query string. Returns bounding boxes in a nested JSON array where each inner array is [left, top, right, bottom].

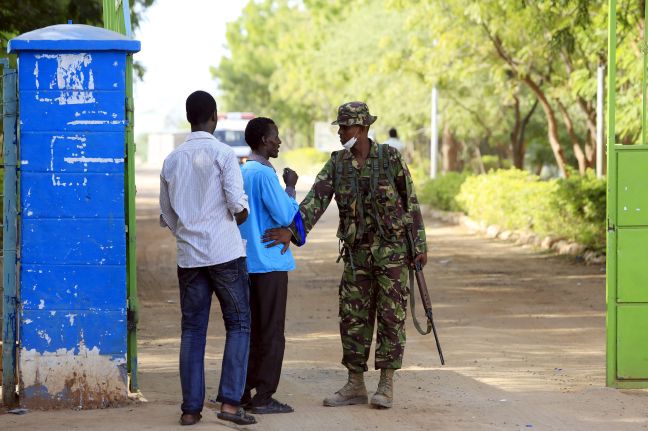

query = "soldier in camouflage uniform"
[[263, 101, 427, 409]]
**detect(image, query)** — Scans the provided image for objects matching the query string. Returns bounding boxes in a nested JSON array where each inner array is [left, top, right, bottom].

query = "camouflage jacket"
[[298, 141, 427, 256]]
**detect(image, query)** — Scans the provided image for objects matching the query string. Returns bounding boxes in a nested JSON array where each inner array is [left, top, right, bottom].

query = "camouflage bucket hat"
[[331, 101, 377, 126]]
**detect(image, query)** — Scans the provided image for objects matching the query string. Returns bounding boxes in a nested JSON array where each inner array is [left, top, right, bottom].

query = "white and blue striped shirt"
[[159, 131, 249, 268]]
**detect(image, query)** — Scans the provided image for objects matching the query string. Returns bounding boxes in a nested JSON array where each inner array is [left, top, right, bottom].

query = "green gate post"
[[606, 0, 648, 389], [103, 0, 139, 392]]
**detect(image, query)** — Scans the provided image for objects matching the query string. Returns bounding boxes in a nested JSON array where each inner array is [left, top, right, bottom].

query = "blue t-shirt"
[[239, 161, 300, 273]]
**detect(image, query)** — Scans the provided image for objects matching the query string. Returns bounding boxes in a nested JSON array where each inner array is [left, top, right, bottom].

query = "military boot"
[[370, 369, 394, 409], [323, 371, 368, 407]]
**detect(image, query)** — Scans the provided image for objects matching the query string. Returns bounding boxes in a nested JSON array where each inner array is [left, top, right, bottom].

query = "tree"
[[215, 0, 645, 176]]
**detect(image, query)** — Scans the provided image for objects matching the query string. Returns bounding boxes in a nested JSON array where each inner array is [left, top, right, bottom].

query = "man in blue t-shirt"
[[238, 117, 304, 414]]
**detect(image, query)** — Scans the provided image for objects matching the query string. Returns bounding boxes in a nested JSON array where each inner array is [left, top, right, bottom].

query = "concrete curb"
[[422, 205, 606, 265]]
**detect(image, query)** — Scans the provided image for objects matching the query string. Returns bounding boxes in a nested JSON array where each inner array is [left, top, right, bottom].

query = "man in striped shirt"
[[159, 91, 256, 426]]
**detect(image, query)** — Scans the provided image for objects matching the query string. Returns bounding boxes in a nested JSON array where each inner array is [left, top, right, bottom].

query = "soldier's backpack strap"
[[382, 144, 411, 211], [376, 143, 397, 190], [332, 150, 344, 190], [333, 150, 363, 245]]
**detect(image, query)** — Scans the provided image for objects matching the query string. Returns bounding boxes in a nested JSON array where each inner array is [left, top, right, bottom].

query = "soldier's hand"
[[262, 227, 292, 254], [283, 167, 298, 188], [413, 253, 428, 269]]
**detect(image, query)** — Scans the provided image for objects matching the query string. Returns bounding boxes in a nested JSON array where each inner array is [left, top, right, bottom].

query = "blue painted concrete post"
[[1, 58, 18, 407], [8, 24, 140, 409]]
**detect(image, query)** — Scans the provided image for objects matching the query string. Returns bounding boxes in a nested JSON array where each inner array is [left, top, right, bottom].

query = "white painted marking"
[[66, 120, 124, 125], [33, 61, 39, 89], [37, 330, 52, 345], [35, 53, 96, 105], [38, 299, 45, 310], [24, 319, 33, 324], [65, 313, 77, 326], [64, 157, 124, 164]]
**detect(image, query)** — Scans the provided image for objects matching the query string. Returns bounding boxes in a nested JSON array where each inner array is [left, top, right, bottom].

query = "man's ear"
[[212, 111, 218, 123]]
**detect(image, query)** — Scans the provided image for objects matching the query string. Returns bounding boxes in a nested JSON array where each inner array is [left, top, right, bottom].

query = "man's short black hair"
[[389, 128, 398, 138], [186, 90, 217, 125], [245, 117, 276, 150]]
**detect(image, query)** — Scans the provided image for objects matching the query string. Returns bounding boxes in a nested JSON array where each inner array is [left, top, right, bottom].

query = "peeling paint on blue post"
[[8, 24, 140, 409]]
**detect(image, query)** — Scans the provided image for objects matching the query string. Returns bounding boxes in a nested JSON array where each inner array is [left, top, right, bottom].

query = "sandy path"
[[2, 167, 647, 431]]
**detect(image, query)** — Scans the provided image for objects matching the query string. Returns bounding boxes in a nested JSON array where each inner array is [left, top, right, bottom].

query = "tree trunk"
[[485, 29, 568, 175], [510, 96, 538, 169], [576, 98, 598, 168], [556, 99, 587, 175], [523, 76, 569, 177], [510, 96, 522, 168], [442, 124, 461, 173]]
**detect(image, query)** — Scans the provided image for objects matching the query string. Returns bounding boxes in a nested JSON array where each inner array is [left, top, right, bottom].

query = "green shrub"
[[456, 169, 606, 251], [481, 155, 512, 172], [418, 172, 470, 212], [544, 170, 606, 250]]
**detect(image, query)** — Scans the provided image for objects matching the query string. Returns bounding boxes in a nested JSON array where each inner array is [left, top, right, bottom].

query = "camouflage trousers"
[[339, 243, 409, 372]]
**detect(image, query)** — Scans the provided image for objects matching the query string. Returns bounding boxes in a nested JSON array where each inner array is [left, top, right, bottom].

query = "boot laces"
[[377, 373, 393, 394]]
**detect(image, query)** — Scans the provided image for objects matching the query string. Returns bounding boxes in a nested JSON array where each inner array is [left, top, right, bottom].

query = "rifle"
[[407, 230, 445, 365]]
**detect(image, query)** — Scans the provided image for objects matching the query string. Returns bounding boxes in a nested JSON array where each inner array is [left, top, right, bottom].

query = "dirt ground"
[[2, 167, 648, 430]]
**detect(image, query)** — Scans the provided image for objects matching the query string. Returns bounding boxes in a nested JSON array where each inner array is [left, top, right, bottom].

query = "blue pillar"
[[8, 24, 140, 409]]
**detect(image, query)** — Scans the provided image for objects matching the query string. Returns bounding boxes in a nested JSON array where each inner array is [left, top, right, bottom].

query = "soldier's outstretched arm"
[[393, 151, 428, 266], [262, 155, 336, 249], [298, 156, 336, 234]]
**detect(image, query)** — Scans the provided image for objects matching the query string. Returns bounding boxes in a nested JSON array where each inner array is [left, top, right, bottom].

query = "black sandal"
[[217, 407, 257, 425]]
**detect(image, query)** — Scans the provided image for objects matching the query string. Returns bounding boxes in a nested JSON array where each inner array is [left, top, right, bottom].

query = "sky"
[[133, 0, 248, 134]]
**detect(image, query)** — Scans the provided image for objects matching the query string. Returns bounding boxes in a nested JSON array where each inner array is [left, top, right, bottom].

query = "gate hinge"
[[127, 308, 138, 331]]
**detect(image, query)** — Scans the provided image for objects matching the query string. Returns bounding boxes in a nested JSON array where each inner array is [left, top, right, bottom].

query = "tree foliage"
[[214, 0, 644, 176]]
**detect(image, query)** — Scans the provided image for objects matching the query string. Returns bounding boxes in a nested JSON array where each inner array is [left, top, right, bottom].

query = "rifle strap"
[[409, 269, 432, 335]]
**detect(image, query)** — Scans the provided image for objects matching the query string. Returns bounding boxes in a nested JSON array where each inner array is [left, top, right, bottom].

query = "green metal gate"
[[606, 0, 648, 388], [103, 0, 139, 392]]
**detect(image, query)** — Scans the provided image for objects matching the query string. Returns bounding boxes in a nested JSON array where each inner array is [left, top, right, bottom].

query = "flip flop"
[[217, 407, 257, 425]]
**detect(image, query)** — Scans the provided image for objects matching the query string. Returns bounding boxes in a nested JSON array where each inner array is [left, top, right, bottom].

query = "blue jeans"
[[177, 256, 251, 413]]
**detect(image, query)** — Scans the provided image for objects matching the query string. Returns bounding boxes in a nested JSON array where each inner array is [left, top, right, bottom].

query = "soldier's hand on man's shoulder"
[[262, 227, 292, 254]]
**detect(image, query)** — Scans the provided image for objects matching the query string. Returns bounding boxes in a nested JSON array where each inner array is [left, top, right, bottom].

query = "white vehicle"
[[214, 112, 255, 163]]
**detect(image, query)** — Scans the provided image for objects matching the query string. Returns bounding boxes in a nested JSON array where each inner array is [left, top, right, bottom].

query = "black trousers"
[[244, 271, 288, 406]]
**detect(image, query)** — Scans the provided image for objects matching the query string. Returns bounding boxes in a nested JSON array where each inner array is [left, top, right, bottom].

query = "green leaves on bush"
[[456, 169, 605, 251], [418, 172, 470, 212], [420, 169, 605, 251], [549, 171, 606, 251]]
